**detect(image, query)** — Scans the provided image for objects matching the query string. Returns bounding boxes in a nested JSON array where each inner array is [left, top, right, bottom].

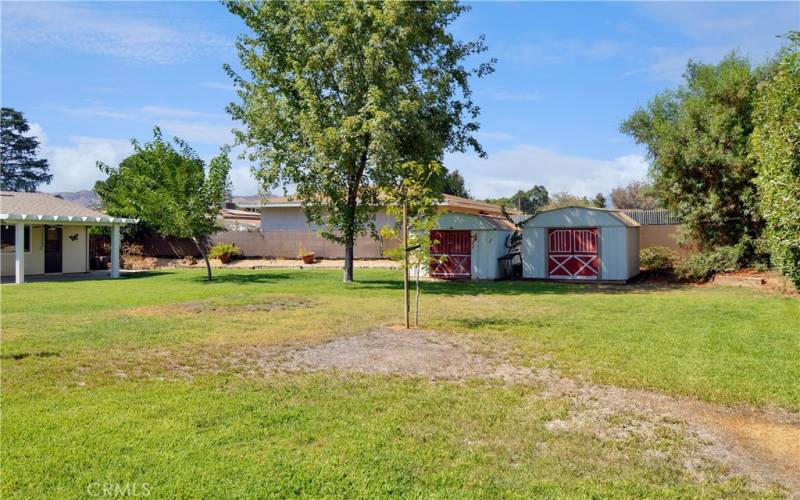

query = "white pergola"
[[1, 213, 137, 284]]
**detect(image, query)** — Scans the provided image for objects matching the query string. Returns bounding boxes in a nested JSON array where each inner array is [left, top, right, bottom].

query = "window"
[[1, 225, 31, 253]]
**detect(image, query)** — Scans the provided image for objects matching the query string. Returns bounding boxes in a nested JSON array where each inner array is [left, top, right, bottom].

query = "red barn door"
[[430, 230, 471, 279], [548, 228, 599, 279]]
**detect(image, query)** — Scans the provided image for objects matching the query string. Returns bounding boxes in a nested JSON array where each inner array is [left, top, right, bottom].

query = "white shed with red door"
[[521, 206, 640, 282], [430, 212, 516, 280]]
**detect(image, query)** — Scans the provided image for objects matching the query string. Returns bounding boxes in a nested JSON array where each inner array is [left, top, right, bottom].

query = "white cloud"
[[445, 144, 649, 199], [52, 105, 137, 120], [158, 121, 233, 146], [29, 123, 133, 192], [228, 162, 259, 196], [626, 2, 799, 82], [140, 106, 223, 120], [2, 3, 229, 64]]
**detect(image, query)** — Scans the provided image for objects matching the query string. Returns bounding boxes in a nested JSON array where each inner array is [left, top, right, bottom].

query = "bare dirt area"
[[276, 328, 800, 495], [126, 295, 312, 316]]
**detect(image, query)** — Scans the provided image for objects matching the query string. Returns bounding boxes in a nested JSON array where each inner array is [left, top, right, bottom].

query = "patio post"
[[111, 224, 120, 278], [15, 223, 25, 284]]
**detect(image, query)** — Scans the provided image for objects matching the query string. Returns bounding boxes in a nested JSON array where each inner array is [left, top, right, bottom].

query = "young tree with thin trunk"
[[95, 128, 231, 281], [380, 161, 442, 328], [224, 0, 493, 282]]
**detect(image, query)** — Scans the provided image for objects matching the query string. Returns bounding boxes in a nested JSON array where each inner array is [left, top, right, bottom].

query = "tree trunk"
[[343, 234, 354, 283], [193, 237, 212, 281], [414, 265, 420, 328], [402, 200, 410, 329]]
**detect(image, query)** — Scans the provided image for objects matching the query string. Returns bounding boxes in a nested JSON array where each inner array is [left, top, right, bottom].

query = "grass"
[[2, 268, 798, 498]]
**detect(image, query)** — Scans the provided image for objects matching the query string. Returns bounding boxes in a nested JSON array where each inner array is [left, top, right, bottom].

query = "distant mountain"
[[49, 190, 101, 209], [231, 194, 270, 206]]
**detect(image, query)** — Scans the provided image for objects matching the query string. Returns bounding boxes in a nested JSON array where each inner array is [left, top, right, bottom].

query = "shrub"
[[675, 246, 740, 281], [208, 242, 242, 261], [639, 246, 678, 272]]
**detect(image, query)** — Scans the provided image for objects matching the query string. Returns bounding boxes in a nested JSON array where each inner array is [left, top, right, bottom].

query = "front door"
[[44, 226, 62, 273], [430, 230, 471, 279], [547, 228, 599, 279]]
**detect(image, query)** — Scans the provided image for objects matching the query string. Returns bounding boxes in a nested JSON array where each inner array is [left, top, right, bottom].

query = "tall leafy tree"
[[610, 180, 659, 209], [486, 185, 549, 214], [225, 0, 493, 282], [442, 169, 470, 199], [751, 33, 800, 287], [1, 107, 52, 192], [95, 128, 231, 280], [544, 192, 595, 209], [621, 54, 765, 249], [592, 192, 607, 208]]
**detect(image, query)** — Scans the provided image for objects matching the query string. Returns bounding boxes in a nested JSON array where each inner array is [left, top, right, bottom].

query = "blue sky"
[[2, 1, 797, 200]]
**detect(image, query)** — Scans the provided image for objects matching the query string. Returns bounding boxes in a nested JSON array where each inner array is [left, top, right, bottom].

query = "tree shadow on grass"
[[1, 351, 61, 361], [189, 271, 294, 285], [349, 278, 691, 297]]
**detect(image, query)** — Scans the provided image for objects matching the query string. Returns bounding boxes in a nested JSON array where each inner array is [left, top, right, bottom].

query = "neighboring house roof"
[[237, 193, 517, 217], [218, 208, 261, 230], [0, 191, 136, 225], [522, 206, 640, 228], [621, 209, 682, 225]]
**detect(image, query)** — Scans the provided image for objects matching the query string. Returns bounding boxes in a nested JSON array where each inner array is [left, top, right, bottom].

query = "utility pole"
[[402, 199, 410, 328]]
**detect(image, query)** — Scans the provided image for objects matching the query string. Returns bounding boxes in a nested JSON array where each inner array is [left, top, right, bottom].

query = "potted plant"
[[298, 243, 315, 264], [208, 242, 242, 264]]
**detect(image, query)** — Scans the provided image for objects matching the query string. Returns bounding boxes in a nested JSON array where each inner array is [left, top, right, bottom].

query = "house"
[[236, 194, 520, 259], [0, 192, 136, 283], [430, 212, 517, 280], [219, 207, 261, 231], [521, 206, 640, 282]]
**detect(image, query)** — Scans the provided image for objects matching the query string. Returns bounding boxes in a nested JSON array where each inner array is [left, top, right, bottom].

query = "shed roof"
[[522, 206, 640, 228], [0, 191, 136, 225]]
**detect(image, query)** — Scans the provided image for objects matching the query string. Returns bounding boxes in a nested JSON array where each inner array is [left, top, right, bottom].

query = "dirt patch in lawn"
[[127, 295, 311, 316], [282, 327, 531, 381], [278, 328, 800, 495]]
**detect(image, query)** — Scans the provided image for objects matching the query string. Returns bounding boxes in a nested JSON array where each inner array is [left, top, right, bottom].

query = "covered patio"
[[1, 192, 136, 284]]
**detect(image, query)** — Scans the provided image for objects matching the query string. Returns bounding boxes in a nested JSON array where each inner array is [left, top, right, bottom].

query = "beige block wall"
[[639, 225, 696, 256]]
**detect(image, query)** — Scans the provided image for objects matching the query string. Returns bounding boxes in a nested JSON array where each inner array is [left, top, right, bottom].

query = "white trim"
[[0, 213, 137, 225]]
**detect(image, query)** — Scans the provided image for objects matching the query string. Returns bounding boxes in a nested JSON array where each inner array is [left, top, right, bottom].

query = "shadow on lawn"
[[1, 351, 61, 361], [351, 278, 691, 296], [190, 272, 293, 285]]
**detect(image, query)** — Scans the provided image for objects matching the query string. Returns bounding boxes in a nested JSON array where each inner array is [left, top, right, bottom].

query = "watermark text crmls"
[[86, 482, 151, 497]]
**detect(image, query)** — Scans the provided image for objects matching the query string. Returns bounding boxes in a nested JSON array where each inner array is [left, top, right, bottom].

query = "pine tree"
[[1, 108, 52, 192]]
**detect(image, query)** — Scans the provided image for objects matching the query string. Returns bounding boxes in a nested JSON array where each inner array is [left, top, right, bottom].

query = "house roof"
[[0, 191, 136, 225], [522, 205, 640, 228], [238, 193, 517, 217]]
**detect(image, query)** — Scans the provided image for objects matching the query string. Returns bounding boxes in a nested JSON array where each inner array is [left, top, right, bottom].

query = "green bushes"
[[675, 246, 740, 281], [639, 246, 678, 272], [208, 243, 242, 263]]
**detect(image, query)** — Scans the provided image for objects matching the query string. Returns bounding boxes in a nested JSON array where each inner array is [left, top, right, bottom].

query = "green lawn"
[[2, 269, 798, 498]]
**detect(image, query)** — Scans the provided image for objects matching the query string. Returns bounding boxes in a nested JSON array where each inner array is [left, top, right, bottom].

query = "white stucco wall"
[[1, 224, 89, 277], [62, 226, 88, 273], [1, 225, 44, 276]]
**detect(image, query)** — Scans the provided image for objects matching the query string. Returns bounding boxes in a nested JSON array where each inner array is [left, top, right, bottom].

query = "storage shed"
[[430, 212, 516, 280], [521, 207, 640, 282]]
